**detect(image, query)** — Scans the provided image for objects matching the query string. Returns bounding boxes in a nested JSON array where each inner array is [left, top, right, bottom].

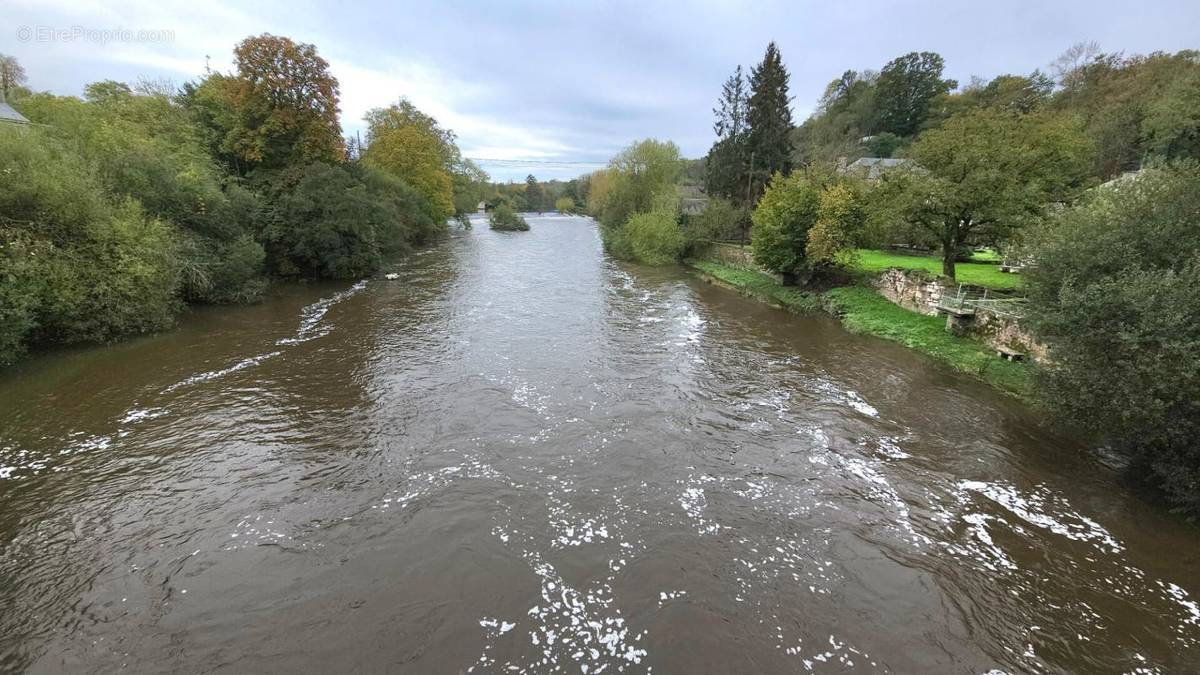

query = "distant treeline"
[[0, 34, 490, 366]]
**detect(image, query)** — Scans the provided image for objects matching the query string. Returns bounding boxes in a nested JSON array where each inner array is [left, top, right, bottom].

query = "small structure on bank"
[[839, 157, 912, 182], [0, 100, 30, 126]]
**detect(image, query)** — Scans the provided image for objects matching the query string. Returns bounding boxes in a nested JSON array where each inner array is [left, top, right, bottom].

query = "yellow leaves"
[[363, 125, 454, 223]]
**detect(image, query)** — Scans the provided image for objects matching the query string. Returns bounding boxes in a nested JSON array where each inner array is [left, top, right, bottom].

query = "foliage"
[[873, 52, 957, 137], [807, 182, 866, 265], [593, 139, 682, 260], [1025, 162, 1200, 517], [0, 126, 180, 365], [364, 98, 488, 218], [525, 174, 545, 211], [554, 196, 576, 213], [685, 198, 749, 243], [18, 88, 268, 304], [363, 123, 455, 226], [750, 172, 821, 275], [1049, 48, 1200, 178], [746, 42, 794, 197], [489, 203, 530, 231], [263, 162, 392, 278], [626, 193, 684, 265], [0, 53, 27, 101], [192, 34, 345, 172], [871, 108, 1092, 279]]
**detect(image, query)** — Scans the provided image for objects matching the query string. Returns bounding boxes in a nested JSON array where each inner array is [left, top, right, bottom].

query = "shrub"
[[625, 191, 685, 265], [555, 196, 576, 213], [264, 162, 388, 278], [806, 181, 866, 266], [489, 203, 530, 231], [0, 126, 181, 363], [1026, 161, 1200, 518], [685, 198, 748, 244]]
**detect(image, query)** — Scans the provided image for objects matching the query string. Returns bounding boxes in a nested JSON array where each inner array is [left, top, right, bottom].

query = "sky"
[[3, 0, 1198, 181]]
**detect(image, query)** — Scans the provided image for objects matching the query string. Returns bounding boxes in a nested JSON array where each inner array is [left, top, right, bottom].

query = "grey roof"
[[843, 157, 911, 180], [0, 101, 29, 125]]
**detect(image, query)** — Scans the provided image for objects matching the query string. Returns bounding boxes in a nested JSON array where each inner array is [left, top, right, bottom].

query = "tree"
[[713, 65, 749, 139], [363, 124, 455, 226], [1025, 161, 1200, 518], [874, 52, 956, 137], [807, 181, 866, 266], [489, 202, 529, 231], [872, 109, 1091, 279], [365, 98, 482, 218], [746, 43, 794, 199], [626, 191, 685, 265], [525, 174, 544, 211], [554, 196, 576, 213], [196, 34, 345, 172], [0, 54, 26, 102]]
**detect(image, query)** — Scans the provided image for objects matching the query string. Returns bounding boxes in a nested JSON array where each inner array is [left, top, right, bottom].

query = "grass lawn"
[[850, 249, 1022, 290], [686, 260, 1031, 399], [822, 287, 1030, 398]]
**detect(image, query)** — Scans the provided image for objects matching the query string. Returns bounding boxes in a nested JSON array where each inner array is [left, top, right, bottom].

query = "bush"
[[685, 198, 748, 244], [555, 196, 576, 213], [750, 172, 821, 275], [0, 126, 181, 363], [626, 193, 685, 265], [489, 203, 530, 231], [1026, 161, 1200, 518], [264, 163, 388, 278]]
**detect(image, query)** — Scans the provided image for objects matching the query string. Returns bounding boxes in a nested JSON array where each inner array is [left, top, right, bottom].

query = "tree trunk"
[[941, 235, 957, 280]]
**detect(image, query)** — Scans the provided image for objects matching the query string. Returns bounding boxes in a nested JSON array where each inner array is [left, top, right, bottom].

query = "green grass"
[[689, 260, 819, 313], [822, 287, 1030, 397], [687, 259, 1031, 399], [850, 249, 1022, 290]]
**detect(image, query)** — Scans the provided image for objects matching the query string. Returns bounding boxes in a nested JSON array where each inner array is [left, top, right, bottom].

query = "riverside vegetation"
[[583, 42, 1200, 518], [0, 34, 489, 367]]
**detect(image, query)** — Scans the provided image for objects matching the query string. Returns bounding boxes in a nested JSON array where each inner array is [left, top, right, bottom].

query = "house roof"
[[0, 101, 30, 125], [843, 157, 911, 179]]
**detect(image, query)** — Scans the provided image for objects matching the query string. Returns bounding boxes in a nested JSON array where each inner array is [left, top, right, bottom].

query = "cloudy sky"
[[3, 0, 1198, 181]]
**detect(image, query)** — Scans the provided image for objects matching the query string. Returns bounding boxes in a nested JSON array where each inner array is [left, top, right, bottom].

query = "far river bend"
[[1, 214, 1198, 673]]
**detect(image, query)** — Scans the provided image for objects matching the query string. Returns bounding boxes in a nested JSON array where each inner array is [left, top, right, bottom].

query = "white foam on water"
[[163, 351, 282, 393], [959, 480, 1123, 554], [276, 279, 368, 345]]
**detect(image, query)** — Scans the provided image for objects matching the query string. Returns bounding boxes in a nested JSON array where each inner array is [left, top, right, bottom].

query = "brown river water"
[[1, 215, 1198, 674]]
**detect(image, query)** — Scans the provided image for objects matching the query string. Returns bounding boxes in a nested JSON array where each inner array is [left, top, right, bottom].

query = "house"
[[840, 157, 912, 182], [0, 100, 30, 126], [678, 184, 708, 216]]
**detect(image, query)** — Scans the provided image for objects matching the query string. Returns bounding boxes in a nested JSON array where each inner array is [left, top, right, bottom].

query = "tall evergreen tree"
[[746, 42, 794, 201], [713, 65, 748, 139], [706, 66, 751, 203]]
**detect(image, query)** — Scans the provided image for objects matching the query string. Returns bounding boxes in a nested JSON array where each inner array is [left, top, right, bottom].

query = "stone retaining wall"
[[873, 268, 946, 316]]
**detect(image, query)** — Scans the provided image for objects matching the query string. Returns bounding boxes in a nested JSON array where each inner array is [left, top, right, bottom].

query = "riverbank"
[[686, 259, 1032, 398]]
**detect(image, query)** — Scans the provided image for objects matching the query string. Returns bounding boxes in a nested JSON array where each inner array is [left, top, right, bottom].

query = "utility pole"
[[744, 150, 755, 242]]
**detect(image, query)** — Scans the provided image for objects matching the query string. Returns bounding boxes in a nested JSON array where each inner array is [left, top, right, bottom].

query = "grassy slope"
[[687, 260, 1030, 398], [689, 260, 819, 312], [850, 249, 1021, 290]]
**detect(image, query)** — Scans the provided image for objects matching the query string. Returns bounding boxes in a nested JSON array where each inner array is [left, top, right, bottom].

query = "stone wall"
[[693, 242, 785, 283], [870, 268, 1047, 361], [873, 268, 947, 316], [972, 309, 1049, 362]]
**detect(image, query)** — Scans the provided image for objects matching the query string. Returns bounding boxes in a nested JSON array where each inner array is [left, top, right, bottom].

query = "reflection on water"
[[1, 214, 1198, 673]]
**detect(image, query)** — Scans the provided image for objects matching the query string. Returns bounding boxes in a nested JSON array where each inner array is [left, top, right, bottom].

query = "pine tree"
[[713, 65, 748, 139], [746, 42, 794, 201], [706, 66, 751, 203]]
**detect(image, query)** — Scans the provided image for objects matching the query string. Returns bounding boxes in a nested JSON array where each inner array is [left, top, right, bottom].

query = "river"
[[1, 214, 1197, 673]]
